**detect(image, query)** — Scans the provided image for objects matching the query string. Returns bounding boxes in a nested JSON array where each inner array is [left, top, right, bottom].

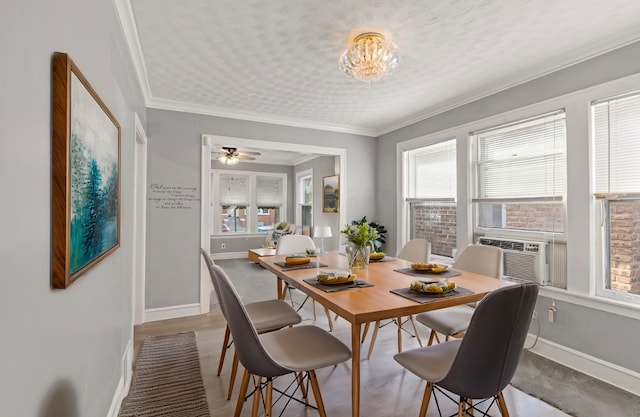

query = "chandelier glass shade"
[[339, 32, 399, 83]]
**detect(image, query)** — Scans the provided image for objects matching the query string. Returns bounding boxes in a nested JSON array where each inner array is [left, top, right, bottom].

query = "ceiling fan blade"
[[237, 155, 256, 160], [238, 151, 261, 156]]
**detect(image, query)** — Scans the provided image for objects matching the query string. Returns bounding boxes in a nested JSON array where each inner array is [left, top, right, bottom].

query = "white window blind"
[[407, 138, 457, 199], [256, 176, 283, 207], [474, 111, 566, 201], [593, 92, 640, 194], [220, 174, 249, 206]]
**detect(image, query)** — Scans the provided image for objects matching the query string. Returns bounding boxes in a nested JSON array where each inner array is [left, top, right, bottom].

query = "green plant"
[[347, 216, 387, 251]]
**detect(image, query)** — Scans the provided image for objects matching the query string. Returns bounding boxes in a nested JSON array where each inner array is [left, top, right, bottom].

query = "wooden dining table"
[[259, 251, 514, 417]]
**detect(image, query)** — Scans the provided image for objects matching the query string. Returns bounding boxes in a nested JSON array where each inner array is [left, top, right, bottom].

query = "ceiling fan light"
[[339, 32, 399, 83]]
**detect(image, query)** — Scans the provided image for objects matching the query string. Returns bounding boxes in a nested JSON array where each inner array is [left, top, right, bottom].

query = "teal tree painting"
[[52, 52, 121, 288]]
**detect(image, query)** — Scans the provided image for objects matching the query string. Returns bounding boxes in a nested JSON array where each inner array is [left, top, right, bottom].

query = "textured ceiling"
[[122, 0, 640, 136]]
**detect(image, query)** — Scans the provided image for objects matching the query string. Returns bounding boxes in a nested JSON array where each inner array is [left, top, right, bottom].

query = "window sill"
[[211, 233, 266, 238], [539, 286, 640, 320]]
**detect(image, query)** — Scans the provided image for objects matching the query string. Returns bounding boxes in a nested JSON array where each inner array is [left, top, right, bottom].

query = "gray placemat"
[[302, 278, 374, 292], [274, 261, 328, 271], [390, 286, 473, 304], [369, 256, 397, 262], [394, 268, 462, 279]]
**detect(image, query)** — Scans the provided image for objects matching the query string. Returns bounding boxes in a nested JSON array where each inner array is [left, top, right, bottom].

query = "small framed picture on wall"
[[322, 174, 339, 213]]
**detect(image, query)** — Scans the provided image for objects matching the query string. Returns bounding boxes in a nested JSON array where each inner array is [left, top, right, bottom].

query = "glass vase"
[[347, 244, 370, 270]]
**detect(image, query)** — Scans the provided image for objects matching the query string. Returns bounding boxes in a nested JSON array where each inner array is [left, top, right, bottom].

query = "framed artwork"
[[322, 174, 340, 213], [51, 52, 121, 289]]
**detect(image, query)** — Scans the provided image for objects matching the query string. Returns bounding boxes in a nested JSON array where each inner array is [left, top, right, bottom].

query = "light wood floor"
[[133, 259, 570, 417]]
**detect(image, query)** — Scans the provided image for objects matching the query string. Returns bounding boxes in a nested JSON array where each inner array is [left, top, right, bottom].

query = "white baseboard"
[[144, 303, 202, 322], [210, 251, 246, 260], [526, 334, 640, 396], [106, 340, 133, 417]]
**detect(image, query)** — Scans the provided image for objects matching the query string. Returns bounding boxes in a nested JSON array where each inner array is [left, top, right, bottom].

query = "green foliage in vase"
[[341, 216, 387, 251]]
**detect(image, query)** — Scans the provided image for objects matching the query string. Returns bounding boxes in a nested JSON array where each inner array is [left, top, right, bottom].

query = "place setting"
[[390, 277, 473, 304], [303, 269, 374, 292], [394, 262, 461, 278], [368, 251, 396, 262], [274, 253, 328, 271]]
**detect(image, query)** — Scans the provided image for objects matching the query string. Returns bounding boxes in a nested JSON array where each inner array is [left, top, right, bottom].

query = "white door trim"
[[200, 135, 347, 314]]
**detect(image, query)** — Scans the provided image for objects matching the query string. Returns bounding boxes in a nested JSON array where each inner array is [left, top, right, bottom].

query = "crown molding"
[[377, 36, 640, 136], [113, 0, 152, 101], [146, 97, 378, 137]]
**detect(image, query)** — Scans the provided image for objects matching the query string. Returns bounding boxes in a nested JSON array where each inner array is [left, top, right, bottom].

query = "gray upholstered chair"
[[415, 244, 503, 345], [395, 282, 539, 417], [276, 234, 334, 330], [206, 256, 351, 417], [200, 249, 301, 400], [362, 239, 431, 359]]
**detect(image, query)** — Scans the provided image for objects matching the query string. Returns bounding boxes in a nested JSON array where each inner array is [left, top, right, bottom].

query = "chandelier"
[[339, 32, 399, 83]]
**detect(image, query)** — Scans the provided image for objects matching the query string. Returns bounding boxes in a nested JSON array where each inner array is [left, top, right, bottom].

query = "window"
[[213, 171, 286, 234], [593, 92, 640, 299], [404, 139, 457, 257], [296, 170, 313, 234], [472, 111, 566, 234]]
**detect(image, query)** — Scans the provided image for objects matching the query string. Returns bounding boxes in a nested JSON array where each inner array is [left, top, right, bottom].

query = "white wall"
[[0, 0, 146, 416]]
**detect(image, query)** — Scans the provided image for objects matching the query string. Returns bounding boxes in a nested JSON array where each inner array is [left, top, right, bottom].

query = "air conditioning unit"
[[477, 237, 548, 285]]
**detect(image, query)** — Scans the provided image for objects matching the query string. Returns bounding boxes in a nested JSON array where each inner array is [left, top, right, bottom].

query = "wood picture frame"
[[52, 52, 121, 289], [322, 174, 340, 213]]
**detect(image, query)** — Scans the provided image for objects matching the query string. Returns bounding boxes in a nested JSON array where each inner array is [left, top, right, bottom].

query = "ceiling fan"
[[215, 146, 261, 165]]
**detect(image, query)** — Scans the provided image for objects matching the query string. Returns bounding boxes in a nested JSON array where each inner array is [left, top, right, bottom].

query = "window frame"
[[212, 169, 287, 235], [591, 90, 640, 304], [396, 72, 640, 319], [471, 110, 568, 240], [400, 136, 459, 254], [295, 169, 313, 231]]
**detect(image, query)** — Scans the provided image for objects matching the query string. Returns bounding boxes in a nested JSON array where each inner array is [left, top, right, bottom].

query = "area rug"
[[119, 332, 210, 417]]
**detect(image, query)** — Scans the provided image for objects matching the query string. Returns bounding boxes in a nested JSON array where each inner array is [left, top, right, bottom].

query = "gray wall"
[[377, 41, 640, 373], [0, 0, 146, 415], [145, 108, 376, 309]]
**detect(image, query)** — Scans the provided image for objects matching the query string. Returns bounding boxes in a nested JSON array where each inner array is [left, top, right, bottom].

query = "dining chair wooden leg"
[[218, 325, 231, 376], [312, 299, 317, 319], [265, 379, 273, 417], [234, 370, 251, 417], [323, 306, 334, 331], [366, 321, 381, 359], [467, 398, 474, 415], [496, 392, 511, 417], [397, 316, 403, 352], [228, 352, 239, 399], [308, 370, 328, 417], [418, 382, 433, 417], [361, 321, 371, 343], [296, 372, 308, 403], [427, 330, 441, 346], [251, 376, 263, 417], [408, 315, 423, 347], [457, 397, 466, 417]]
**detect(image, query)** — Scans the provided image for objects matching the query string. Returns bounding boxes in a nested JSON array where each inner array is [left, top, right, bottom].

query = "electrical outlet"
[[221, 243, 226, 249], [548, 305, 556, 323]]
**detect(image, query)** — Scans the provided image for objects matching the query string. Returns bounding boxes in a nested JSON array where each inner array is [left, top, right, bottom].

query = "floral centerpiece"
[[341, 222, 379, 269]]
